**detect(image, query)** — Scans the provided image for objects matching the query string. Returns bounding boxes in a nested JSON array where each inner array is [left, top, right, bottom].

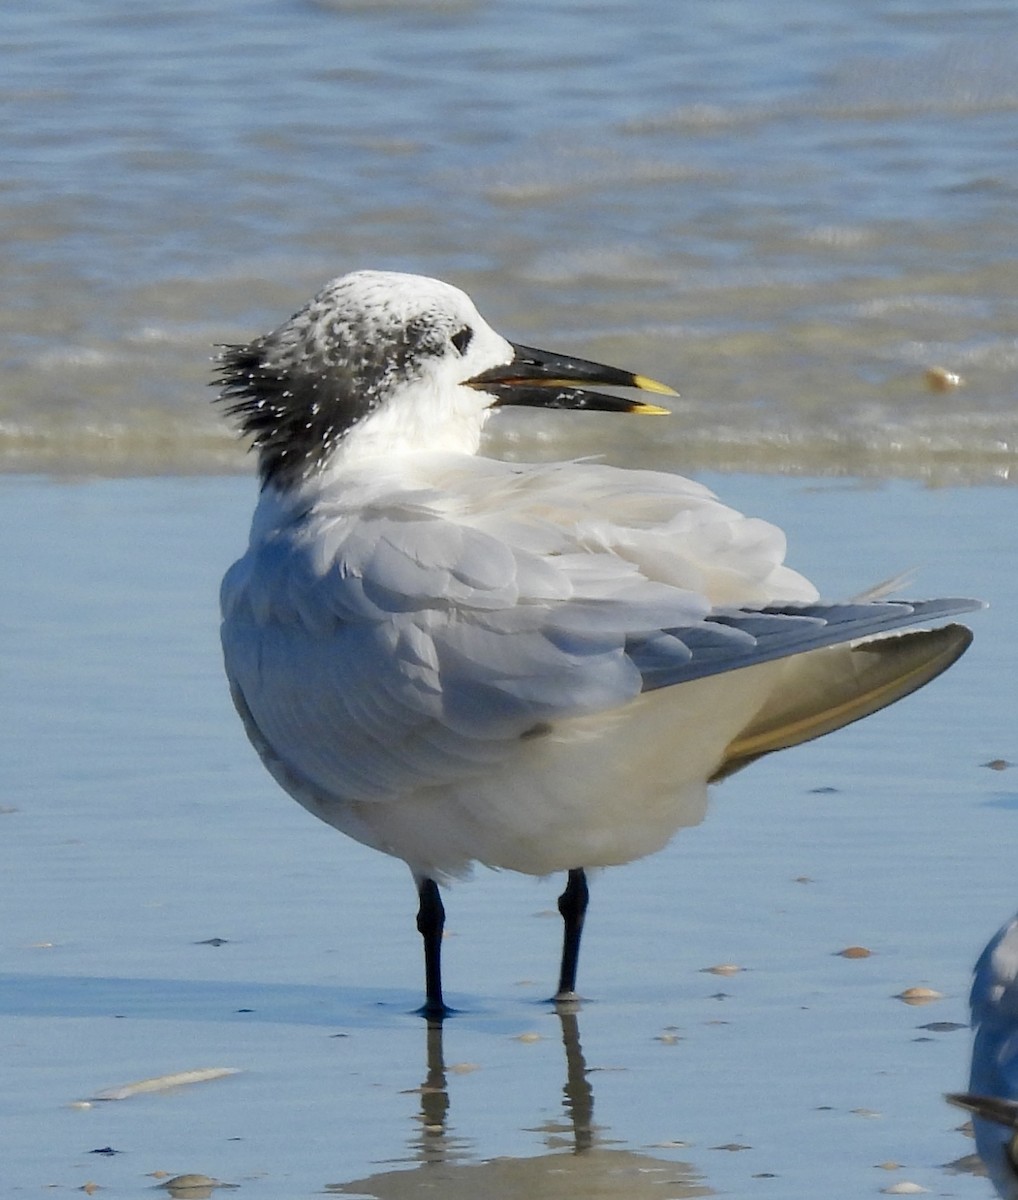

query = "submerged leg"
[[555, 868, 590, 1003], [416, 876, 451, 1019]]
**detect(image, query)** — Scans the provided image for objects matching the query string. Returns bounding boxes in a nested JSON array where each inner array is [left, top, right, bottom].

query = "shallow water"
[[2, 0, 1017, 479], [2, 472, 1014, 1197]]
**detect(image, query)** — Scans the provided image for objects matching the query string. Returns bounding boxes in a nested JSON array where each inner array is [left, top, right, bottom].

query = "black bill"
[[466, 342, 676, 413]]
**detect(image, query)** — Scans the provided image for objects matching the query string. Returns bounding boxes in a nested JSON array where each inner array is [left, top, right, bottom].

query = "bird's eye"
[[451, 327, 473, 355]]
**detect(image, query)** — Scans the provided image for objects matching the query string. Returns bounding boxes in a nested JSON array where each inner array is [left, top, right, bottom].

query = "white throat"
[[319, 377, 496, 476]]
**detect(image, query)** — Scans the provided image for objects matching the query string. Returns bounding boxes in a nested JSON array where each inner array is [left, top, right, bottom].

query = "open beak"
[[466, 342, 676, 413]]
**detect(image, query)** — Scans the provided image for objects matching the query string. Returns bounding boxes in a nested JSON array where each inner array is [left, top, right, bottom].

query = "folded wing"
[[222, 460, 979, 807]]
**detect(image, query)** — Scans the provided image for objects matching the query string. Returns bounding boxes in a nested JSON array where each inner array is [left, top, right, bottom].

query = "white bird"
[[215, 269, 978, 1018], [948, 916, 1018, 1198]]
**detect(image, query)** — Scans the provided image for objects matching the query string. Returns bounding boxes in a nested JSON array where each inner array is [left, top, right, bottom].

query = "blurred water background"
[[2, 0, 1016, 480]]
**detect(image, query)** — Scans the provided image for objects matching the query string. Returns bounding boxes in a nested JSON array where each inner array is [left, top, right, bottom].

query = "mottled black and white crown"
[[214, 270, 513, 489]]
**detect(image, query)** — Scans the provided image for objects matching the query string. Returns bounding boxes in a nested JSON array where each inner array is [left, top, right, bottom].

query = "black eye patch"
[[451, 327, 473, 355]]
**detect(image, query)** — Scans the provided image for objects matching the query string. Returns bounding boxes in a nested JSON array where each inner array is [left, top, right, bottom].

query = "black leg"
[[416, 876, 452, 1019], [555, 868, 589, 1002]]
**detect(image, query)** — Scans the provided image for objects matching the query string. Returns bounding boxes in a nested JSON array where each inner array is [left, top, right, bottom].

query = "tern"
[[948, 915, 1018, 1199], [215, 269, 978, 1018]]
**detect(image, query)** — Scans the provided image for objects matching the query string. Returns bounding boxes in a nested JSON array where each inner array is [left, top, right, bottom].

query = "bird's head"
[[215, 270, 674, 489]]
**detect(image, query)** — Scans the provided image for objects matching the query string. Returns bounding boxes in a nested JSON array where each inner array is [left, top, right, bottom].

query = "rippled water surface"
[[2, 0, 1016, 478]]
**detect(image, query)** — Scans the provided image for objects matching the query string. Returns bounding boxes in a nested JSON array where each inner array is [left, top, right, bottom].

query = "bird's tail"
[[710, 623, 973, 781]]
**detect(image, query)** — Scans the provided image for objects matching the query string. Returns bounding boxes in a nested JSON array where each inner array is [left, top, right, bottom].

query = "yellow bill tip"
[[632, 400, 672, 415], [632, 374, 679, 397]]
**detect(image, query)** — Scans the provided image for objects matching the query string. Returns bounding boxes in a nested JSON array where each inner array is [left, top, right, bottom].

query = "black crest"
[[213, 290, 441, 489], [213, 339, 358, 490]]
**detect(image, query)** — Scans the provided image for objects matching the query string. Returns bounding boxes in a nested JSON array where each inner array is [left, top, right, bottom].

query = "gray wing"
[[223, 470, 979, 805], [631, 597, 983, 691], [223, 501, 707, 802]]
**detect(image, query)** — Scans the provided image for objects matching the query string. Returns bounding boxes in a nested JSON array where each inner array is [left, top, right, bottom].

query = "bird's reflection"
[[519, 1006, 599, 1155], [408, 1017, 466, 1167], [558, 1007, 595, 1152], [325, 1007, 709, 1198]]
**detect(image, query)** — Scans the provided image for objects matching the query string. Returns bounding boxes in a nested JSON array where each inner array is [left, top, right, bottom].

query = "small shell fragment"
[[159, 1175, 235, 1197], [896, 987, 943, 1006], [881, 1183, 929, 1195], [837, 946, 872, 958], [89, 1067, 239, 1102], [701, 963, 743, 976], [924, 367, 964, 392], [513, 1032, 542, 1043]]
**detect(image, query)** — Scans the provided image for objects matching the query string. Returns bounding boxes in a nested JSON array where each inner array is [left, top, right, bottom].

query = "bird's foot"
[[415, 1000, 458, 1021]]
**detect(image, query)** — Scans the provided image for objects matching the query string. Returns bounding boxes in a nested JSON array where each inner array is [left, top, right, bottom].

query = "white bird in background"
[[215, 269, 978, 1018], [948, 916, 1018, 1199]]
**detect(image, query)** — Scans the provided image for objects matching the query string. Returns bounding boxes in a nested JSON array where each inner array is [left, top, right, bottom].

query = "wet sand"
[[1, 473, 1015, 1198]]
